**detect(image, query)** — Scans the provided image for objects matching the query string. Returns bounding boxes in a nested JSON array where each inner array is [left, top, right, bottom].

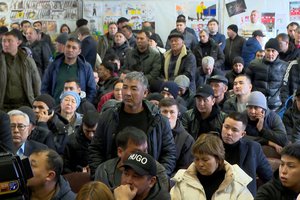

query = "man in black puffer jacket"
[[89, 72, 176, 178], [246, 38, 288, 111]]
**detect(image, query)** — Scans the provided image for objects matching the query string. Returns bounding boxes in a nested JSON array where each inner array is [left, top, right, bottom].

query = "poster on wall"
[[261, 12, 275, 32], [225, 0, 247, 17], [290, 1, 300, 21], [175, 0, 217, 37]]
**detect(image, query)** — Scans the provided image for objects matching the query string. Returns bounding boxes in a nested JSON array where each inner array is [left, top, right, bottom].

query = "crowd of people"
[[0, 9, 300, 200]]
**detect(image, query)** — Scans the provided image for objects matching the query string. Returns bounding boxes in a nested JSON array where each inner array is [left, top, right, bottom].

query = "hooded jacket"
[[241, 37, 262, 67], [170, 161, 253, 200], [51, 176, 76, 200]]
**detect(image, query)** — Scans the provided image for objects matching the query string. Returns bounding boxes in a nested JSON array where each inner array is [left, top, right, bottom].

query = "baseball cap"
[[195, 84, 214, 98], [207, 75, 228, 85], [252, 30, 265, 37], [121, 152, 157, 176], [168, 31, 184, 40]]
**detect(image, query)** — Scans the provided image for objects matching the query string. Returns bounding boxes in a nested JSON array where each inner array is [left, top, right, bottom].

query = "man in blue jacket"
[[221, 111, 273, 196], [41, 37, 96, 104]]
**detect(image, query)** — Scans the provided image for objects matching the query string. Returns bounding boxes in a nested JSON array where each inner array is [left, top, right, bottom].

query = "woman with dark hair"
[[60, 24, 71, 34], [170, 133, 253, 200]]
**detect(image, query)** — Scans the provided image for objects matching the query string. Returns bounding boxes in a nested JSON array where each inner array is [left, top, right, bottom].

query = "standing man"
[[121, 25, 136, 48], [41, 37, 96, 104], [241, 10, 267, 39], [78, 25, 97, 68], [0, 30, 41, 111], [89, 72, 176, 177], [286, 22, 299, 44], [224, 24, 245, 70], [207, 18, 226, 51], [123, 30, 162, 82]]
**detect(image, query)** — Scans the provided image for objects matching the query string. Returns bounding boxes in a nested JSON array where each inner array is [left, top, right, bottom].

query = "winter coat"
[[210, 32, 226, 51], [278, 43, 300, 62], [41, 54, 96, 103], [195, 67, 224, 87], [81, 35, 97, 68], [123, 47, 162, 82], [170, 161, 253, 200], [0, 49, 41, 110], [163, 45, 197, 92], [0, 111, 14, 153], [244, 109, 288, 147], [106, 41, 131, 66], [224, 35, 246, 70], [255, 170, 299, 200], [246, 57, 288, 110], [88, 100, 176, 177], [63, 127, 91, 173], [193, 39, 225, 70], [225, 69, 245, 90], [51, 176, 76, 200], [282, 102, 300, 143], [182, 105, 226, 140], [241, 37, 262, 67], [97, 33, 114, 60], [166, 30, 198, 51]]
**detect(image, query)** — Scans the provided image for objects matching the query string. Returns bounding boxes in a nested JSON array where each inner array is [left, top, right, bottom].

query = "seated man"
[[245, 91, 288, 152], [113, 151, 170, 200], [94, 126, 168, 191], [207, 75, 229, 109], [63, 111, 100, 174], [221, 112, 272, 196], [283, 87, 300, 143], [8, 110, 48, 157], [256, 143, 300, 199], [223, 74, 252, 114], [159, 98, 194, 174], [182, 84, 226, 140], [27, 149, 76, 200], [174, 75, 195, 109]]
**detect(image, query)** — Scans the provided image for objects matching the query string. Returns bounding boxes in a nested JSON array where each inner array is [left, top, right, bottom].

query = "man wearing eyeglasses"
[[7, 110, 47, 157]]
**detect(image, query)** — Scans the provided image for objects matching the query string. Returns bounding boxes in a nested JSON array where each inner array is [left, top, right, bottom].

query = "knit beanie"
[[34, 94, 56, 110], [18, 106, 37, 125], [55, 32, 69, 45], [246, 91, 268, 110], [227, 24, 238, 34], [60, 91, 81, 109], [265, 38, 280, 53], [174, 75, 190, 89], [146, 92, 164, 102], [232, 56, 244, 66], [161, 81, 179, 99]]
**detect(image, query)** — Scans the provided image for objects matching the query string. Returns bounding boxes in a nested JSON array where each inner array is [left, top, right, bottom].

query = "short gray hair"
[[124, 71, 148, 89], [7, 110, 30, 125], [202, 56, 215, 66]]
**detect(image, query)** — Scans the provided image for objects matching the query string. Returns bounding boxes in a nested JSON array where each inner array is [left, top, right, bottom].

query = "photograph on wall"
[[261, 12, 275, 32], [84, 1, 102, 18], [290, 1, 300, 21], [225, 0, 247, 17]]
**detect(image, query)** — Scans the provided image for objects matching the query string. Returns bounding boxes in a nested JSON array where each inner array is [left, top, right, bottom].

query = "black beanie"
[[34, 94, 56, 110], [18, 106, 37, 125], [227, 24, 238, 34], [265, 38, 280, 52], [232, 56, 244, 66]]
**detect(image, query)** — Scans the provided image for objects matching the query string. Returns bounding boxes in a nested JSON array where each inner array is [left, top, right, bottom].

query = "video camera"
[[0, 153, 33, 200]]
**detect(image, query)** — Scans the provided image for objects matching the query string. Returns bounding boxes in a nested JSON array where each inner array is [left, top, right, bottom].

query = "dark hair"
[[83, 111, 100, 127], [177, 14, 186, 20], [76, 181, 114, 200], [33, 21, 42, 26], [103, 53, 120, 63], [176, 18, 186, 23], [67, 37, 82, 47], [276, 33, 289, 42], [113, 79, 123, 88], [159, 98, 179, 109], [76, 18, 88, 28], [207, 18, 219, 25], [3, 30, 21, 40], [281, 143, 300, 161], [234, 74, 252, 85], [116, 126, 147, 149], [137, 30, 150, 39], [108, 22, 117, 28], [226, 112, 248, 129], [102, 61, 117, 74], [64, 78, 80, 88], [192, 133, 225, 170], [60, 24, 71, 33], [32, 149, 63, 182], [287, 22, 299, 29], [122, 25, 133, 32], [20, 20, 31, 27]]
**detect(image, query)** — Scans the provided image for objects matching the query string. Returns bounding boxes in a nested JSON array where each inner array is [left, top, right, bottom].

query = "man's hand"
[[114, 184, 137, 200], [256, 110, 265, 131], [37, 110, 54, 123], [268, 141, 283, 153]]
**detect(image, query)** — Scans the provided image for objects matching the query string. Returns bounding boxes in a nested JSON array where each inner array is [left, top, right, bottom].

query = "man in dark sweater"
[[221, 112, 272, 196]]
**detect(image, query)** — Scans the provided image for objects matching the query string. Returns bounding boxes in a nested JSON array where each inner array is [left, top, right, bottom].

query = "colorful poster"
[[261, 12, 275, 32], [290, 1, 300, 21]]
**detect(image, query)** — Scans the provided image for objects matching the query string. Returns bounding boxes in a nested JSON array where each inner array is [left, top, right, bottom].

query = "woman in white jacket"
[[170, 133, 253, 200]]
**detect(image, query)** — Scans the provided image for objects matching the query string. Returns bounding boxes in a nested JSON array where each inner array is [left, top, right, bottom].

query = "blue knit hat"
[[160, 81, 179, 99], [60, 91, 81, 109]]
